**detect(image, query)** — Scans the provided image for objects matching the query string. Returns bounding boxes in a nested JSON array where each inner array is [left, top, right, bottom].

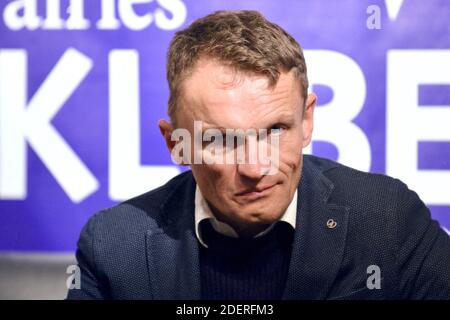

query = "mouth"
[[235, 184, 277, 200]]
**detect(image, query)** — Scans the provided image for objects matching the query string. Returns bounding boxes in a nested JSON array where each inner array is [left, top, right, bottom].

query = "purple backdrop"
[[0, 0, 449, 252]]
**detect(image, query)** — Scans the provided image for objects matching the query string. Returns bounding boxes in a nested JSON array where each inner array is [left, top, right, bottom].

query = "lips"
[[235, 184, 276, 196]]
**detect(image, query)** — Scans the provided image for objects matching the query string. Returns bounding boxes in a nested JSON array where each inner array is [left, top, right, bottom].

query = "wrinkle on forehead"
[[179, 59, 302, 130]]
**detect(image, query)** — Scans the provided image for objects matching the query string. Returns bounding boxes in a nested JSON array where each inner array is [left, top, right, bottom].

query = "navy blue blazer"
[[67, 155, 450, 299]]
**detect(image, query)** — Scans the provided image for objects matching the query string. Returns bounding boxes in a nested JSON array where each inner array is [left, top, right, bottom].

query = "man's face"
[[160, 58, 316, 236]]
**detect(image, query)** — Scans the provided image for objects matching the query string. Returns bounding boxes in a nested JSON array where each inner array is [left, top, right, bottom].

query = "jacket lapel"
[[282, 159, 350, 299], [145, 173, 202, 299]]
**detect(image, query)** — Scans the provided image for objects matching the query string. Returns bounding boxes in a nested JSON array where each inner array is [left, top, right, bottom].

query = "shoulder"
[[86, 170, 194, 234], [304, 154, 408, 208], [303, 155, 430, 244], [304, 156, 440, 295], [74, 170, 194, 281]]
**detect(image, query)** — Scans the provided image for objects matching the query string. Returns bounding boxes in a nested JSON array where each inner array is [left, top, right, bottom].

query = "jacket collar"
[[146, 156, 349, 299]]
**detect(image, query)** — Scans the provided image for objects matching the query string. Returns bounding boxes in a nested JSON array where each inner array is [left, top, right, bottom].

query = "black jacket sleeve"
[[66, 212, 109, 300], [395, 181, 450, 299]]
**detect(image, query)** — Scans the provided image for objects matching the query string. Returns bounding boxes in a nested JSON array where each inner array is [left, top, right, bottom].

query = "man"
[[67, 10, 450, 300]]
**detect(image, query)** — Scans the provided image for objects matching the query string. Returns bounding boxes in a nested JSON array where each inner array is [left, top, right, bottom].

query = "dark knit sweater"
[[199, 220, 295, 300]]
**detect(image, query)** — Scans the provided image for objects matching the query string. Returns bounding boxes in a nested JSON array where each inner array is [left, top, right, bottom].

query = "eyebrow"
[[200, 114, 295, 132], [260, 112, 296, 129]]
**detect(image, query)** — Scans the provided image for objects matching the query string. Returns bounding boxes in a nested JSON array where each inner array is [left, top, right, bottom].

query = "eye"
[[268, 124, 285, 136]]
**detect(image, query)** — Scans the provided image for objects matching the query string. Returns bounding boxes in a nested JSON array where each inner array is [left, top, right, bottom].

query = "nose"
[[236, 135, 271, 180], [237, 162, 264, 180]]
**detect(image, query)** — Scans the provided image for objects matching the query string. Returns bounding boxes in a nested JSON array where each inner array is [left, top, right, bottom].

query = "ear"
[[302, 93, 316, 148], [158, 119, 176, 153]]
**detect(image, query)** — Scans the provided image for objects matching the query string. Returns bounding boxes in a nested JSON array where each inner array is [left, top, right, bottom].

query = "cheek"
[[279, 132, 303, 165], [191, 164, 235, 193], [269, 135, 301, 181], [278, 152, 301, 175]]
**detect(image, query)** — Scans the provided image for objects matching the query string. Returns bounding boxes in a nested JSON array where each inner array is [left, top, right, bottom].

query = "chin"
[[239, 207, 284, 224]]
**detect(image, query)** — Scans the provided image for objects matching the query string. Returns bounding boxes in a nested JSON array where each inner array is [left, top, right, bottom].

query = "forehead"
[[179, 58, 303, 129]]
